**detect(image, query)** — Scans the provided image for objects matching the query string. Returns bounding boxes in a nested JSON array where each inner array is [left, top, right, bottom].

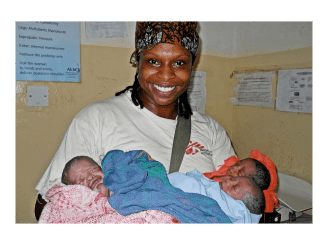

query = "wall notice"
[[85, 22, 127, 38], [16, 22, 80, 82], [233, 72, 275, 108], [188, 71, 206, 115], [276, 69, 312, 114]]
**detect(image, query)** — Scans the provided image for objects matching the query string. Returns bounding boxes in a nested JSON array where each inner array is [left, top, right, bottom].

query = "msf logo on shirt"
[[186, 141, 204, 155]]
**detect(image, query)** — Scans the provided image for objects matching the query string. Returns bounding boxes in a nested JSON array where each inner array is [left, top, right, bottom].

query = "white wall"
[[80, 21, 312, 58], [80, 22, 136, 48]]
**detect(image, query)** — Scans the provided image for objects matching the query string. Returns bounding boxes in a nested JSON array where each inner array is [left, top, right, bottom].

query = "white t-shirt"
[[35, 91, 235, 199]]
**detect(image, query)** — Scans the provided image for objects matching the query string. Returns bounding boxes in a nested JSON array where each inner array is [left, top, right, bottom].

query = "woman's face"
[[136, 43, 193, 111]]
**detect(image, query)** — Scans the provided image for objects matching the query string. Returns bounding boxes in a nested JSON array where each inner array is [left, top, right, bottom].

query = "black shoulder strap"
[[169, 115, 191, 174]]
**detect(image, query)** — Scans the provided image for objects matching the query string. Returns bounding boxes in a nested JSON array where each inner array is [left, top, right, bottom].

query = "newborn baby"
[[61, 156, 110, 197], [168, 169, 264, 223], [204, 157, 271, 191], [216, 175, 264, 214], [169, 171, 265, 216]]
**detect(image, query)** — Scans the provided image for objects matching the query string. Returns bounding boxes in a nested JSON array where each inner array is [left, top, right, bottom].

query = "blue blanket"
[[102, 150, 231, 223]]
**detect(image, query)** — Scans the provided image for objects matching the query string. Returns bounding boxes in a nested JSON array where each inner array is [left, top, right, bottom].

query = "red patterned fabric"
[[39, 184, 179, 224], [203, 150, 279, 213], [203, 156, 240, 182], [135, 22, 198, 53]]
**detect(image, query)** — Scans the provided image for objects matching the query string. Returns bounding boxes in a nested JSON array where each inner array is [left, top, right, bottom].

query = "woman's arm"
[[35, 103, 111, 200], [34, 194, 47, 221]]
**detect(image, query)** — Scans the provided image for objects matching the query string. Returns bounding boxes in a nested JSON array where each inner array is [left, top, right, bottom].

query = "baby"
[[216, 175, 265, 214], [61, 155, 264, 215], [61, 156, 110, 197], [204, 157, 271, 191], [169, 171, 265, 215]]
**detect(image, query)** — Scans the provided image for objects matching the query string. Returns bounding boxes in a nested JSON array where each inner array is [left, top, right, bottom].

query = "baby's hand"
[[210, 175, 224, 182], [96, 183, 110, 197]]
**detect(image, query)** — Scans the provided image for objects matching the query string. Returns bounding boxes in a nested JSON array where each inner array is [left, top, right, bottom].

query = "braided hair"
[[115, 73, 144, 109]]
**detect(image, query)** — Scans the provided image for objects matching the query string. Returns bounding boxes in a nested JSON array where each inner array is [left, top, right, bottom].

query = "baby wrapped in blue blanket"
[[102, 150, 231, 223]]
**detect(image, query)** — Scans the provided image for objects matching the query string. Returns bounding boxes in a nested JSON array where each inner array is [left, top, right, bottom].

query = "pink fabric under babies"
[[39, 184, 179, 224]]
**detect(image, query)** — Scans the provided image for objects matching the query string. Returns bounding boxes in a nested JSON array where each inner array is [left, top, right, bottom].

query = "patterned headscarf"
[[130, 22, 199, 66]]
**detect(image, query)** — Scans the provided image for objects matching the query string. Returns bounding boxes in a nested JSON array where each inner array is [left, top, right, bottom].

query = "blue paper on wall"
[[16, 22, 80, 82]]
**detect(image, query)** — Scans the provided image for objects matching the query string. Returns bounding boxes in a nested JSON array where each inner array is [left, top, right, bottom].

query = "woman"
[[34, 22, 236, 220]]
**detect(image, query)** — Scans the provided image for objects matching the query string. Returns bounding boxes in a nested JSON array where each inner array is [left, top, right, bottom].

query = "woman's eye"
[[174, 61, 185, 67], [148, 59, 159, 66]]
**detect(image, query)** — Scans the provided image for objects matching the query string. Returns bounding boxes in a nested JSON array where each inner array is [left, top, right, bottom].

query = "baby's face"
[[66, 159, 105, 191], [219, 175, 257, 200], [226, 158, 256, 177]]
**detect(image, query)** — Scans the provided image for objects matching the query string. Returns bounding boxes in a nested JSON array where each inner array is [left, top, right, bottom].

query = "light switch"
[[27, 86, 49, 107]]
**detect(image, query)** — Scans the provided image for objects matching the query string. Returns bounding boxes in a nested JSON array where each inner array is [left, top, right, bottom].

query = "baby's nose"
[[231, 166, 240, 174], [227, 179, 237, 185]]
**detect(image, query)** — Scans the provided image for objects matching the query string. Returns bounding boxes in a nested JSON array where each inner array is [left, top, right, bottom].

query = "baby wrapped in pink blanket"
[[39, 183, 178, 224]]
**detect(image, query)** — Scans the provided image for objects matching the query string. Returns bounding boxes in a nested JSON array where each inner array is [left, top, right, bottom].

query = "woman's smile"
[[153, 84, 176, 92]]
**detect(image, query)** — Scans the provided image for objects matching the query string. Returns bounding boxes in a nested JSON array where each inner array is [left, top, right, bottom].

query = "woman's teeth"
[[153, 84, 176, 92]]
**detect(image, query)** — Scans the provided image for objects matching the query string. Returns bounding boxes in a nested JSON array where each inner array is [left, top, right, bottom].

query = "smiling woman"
[[116, 22, 198, 120], [35, 22, 236, 222]]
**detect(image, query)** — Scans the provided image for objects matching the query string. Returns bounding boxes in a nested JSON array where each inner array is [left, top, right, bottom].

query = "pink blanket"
[[39, 184, 179, 224]]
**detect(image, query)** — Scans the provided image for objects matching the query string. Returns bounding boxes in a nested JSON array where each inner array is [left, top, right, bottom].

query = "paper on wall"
[[16, 22, 80, 82], [188, 71, 206, 115], [85, 22, 127, 38], [233, 71, 275, 108], [276, 69, 312, 114]]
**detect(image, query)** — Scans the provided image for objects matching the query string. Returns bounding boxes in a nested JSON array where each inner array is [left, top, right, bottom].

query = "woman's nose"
[[158, 64, 175, 81]]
